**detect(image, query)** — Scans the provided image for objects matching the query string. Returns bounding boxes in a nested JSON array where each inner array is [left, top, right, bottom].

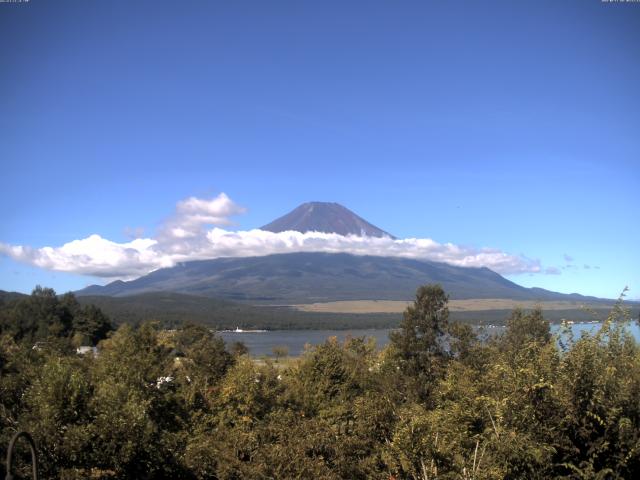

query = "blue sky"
[[1, 0, 638, 300]]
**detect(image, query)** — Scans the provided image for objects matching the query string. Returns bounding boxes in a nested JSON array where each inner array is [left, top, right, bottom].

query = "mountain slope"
[[77, 252, 599, 304], [261, 202, 395, 238]]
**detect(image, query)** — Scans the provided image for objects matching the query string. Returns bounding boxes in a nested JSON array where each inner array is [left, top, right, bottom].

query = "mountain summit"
[[261, 202, 395, 238]]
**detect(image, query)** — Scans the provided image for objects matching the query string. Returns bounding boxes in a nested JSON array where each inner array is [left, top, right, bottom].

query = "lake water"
[[219, 322, 640, 357]]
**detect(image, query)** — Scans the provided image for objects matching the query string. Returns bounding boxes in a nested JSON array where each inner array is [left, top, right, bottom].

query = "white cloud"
[[0, 193, 544, 280], [172, 193, 246, 231], [157, 192, 246, 252], [0, 235, 159, 278], [202, 229, 542, 274]]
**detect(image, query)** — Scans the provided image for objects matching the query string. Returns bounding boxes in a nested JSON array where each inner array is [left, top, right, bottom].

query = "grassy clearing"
[[292, 298, 616, 314]]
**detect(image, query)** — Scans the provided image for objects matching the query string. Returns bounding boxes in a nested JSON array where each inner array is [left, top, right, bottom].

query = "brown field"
[[291, 299, 614, 314]]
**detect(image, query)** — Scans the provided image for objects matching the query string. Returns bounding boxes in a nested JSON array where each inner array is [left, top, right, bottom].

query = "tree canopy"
[[1, 284, 639, 479]]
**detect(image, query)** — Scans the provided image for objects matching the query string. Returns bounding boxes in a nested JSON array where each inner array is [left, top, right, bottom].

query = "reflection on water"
[[219, 322, 640, 357]]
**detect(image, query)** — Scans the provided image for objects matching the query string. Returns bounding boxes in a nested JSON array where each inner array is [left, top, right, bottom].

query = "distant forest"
[[76, 292, 401, 330], [3, 287, 628, 333], [1, 285, 639, 478], [76, 292, 627, 330]]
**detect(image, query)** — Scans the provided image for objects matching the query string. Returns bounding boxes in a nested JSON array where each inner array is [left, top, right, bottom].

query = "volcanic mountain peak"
[[261, 202, 395, 238]]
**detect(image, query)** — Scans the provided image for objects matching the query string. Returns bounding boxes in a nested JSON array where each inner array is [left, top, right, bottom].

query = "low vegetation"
[[1, 285, 639, 479], [292, 299, 618, 314]]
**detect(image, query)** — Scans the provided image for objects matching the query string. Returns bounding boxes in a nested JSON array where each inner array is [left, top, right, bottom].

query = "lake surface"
[[219, 322, 640, 357]]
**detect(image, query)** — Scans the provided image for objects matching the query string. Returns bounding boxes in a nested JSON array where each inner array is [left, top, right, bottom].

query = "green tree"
[[0, 288, 113, 347], [22, 355, 93, 478], [502, 306, 551, 350], [73, 304, 113, 345], [389, 284, 451, 403], [171, 323, 234, 414], [86, 322, 189, 478], [552, 306, 640, 478], [0, 286, 72, 342]]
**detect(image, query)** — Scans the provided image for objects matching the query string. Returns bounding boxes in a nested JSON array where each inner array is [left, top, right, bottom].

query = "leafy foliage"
[[389, 284, 452, 403], [0, 286, 113, 345], [1, 284, 639, 479]]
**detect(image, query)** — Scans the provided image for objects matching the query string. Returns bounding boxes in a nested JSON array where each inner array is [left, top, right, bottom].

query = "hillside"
[[77, 252, 604, 304], [0, 289, 27, 304]]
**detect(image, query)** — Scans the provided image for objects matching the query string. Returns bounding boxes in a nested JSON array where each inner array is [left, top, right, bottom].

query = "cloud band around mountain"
[[0, 193, 545, 280]]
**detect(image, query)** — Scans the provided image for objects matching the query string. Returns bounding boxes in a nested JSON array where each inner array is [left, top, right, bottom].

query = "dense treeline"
[[0, 286, 113, 346], [1, 285, 639, 479], [2, 289, 403, 331], [2, 289, 626, 332], [77, 292, 402, 330], [72, 293, 633, 329]]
